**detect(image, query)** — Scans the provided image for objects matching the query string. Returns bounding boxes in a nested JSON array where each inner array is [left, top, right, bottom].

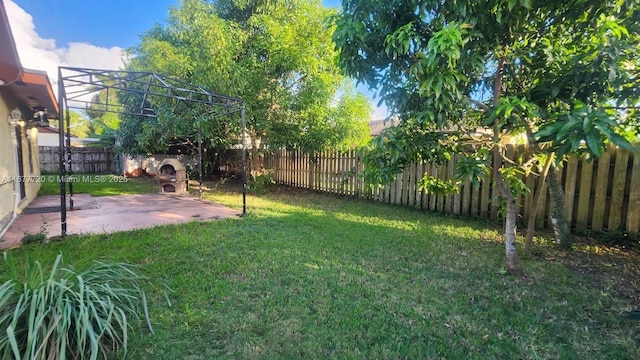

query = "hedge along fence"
[[265, 143, 640, 236]]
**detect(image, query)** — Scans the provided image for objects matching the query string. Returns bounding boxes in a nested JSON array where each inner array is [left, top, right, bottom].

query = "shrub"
[[20, 232, 46, 245], [247, 170, 276, 194], [0, 253, 148, 360]]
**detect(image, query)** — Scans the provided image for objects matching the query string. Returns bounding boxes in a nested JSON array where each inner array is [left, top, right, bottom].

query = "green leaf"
[[582, 114, 593, 132], [536, 122, 565, 140], [557, 141, 572, 159], [569, 133, 582, 152], [608, 133, 636, 152], [556, 119, 578, 141], [585, 131, 603, 157], [520, 0, 533, 9]]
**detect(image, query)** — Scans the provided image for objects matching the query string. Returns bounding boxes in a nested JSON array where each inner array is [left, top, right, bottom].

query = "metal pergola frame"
[[57, 66, 247, 237]]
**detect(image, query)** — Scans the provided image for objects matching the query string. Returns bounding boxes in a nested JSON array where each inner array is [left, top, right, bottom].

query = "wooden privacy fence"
[[266, 144, 640, 235], [39, 146, 114, 174]]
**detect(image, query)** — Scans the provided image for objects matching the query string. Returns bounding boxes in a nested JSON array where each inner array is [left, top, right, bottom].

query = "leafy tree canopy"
[[84, 91, 122, 137], [334, 0, 638, 153], [333, 0, 639, 272], [120, 0, 371, 163], [51, 111, 91, 139]]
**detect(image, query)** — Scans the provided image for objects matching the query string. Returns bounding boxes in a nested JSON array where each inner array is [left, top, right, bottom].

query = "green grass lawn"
[[38, 174, 158, 196], [7, 185, 640, 359]]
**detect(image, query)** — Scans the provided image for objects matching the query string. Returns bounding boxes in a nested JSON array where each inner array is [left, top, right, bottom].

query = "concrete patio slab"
[[0, 193, 241, 249]]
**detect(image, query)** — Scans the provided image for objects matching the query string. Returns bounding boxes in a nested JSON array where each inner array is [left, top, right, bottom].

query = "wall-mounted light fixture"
[[8, 107, 21, 126], [32, 106, 49, 127]]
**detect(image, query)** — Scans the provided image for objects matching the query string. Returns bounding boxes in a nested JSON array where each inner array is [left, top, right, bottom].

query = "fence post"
[[609, 148, 630, 231], [592, 148, 612, 232], [626, 144, 640, 235], [575, 157, 594, 233]]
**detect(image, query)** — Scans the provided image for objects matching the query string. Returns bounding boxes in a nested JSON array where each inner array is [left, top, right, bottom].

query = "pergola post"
[[242, 104, 246, 216], [198, 127, 203, 200], [57, 68, 67, 237]]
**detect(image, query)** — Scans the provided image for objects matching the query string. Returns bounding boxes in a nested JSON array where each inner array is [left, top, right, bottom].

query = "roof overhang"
[[0, 0, 58, 119], [6, 69, 59, 118]]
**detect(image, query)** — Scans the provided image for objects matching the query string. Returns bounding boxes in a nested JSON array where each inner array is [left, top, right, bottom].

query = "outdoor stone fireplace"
[[158, 158, 187, 194]]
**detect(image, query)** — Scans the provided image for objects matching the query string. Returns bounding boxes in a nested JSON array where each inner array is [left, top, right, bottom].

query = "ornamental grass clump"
[[0, 253, 148, 360]]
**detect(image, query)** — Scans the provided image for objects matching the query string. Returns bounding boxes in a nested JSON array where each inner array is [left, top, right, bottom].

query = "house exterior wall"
[[0, 93, 41, 236], [37, 131, 98, 147], [0, 95, 17, 232], [38, 132, 59, 146], [21, 124, 40, 208]]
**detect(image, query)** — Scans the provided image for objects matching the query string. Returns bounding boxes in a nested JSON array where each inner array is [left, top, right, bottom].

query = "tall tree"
[[51, 111, 91, 139], [333, 0, 639, 273], [123, 0, 371, 177], [84, 91, 122, 136]]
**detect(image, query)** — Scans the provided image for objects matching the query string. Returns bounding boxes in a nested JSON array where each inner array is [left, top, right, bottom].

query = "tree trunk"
[[523, 121, 573, 249], [249, 130, 261, 179], [524, 154, 553, 254], [491, 50, 519, 274], [547, 165, 573, 249], [504, 189, 519, 273], [493, 145, 519, 274]]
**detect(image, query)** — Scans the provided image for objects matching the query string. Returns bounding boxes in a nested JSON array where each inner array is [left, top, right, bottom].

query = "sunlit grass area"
[[7, 185, 640, 359], [38, 174, 157, 196]]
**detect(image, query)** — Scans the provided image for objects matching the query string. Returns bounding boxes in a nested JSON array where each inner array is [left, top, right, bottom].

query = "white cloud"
[[371, 101, 389, 121], [6, 0, 390, 120], [5, 0, 125, 90]]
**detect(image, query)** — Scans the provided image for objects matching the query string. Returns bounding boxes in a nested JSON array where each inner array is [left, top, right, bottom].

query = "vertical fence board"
[[328, 150, 333, 192], [453, 156, 462, 215], [407, 164, 416, 207], [340, 151, 345, 194], [294, 150, 299, 187], [524, 172, 535, 225], [575, 158, 594, 233], [393, 171, 402, 205], [626, 144, 640, 234], [350, 150, 355, 196], [407, 166, 412, 205], [445, 158, 455, 214], [471, 178, 480, 217], [421, 163, 429, 210], [563, 156, 579, 224], [322, 152, 327, 191], [383, 184, 390, 204], [436, 165, 445, 212], [429, 163, 438, 211], [480, 156, 491, 218], [591, 150, 611, 232], [609, 149, 630, 231], [535, 180, 548, 230], [354, 150, 360, 197], [462, 180, 471, 216]]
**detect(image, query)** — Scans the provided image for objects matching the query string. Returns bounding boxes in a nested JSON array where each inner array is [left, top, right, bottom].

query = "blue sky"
[[13, 0, 343, 48], [9, 0, 386, 118]]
